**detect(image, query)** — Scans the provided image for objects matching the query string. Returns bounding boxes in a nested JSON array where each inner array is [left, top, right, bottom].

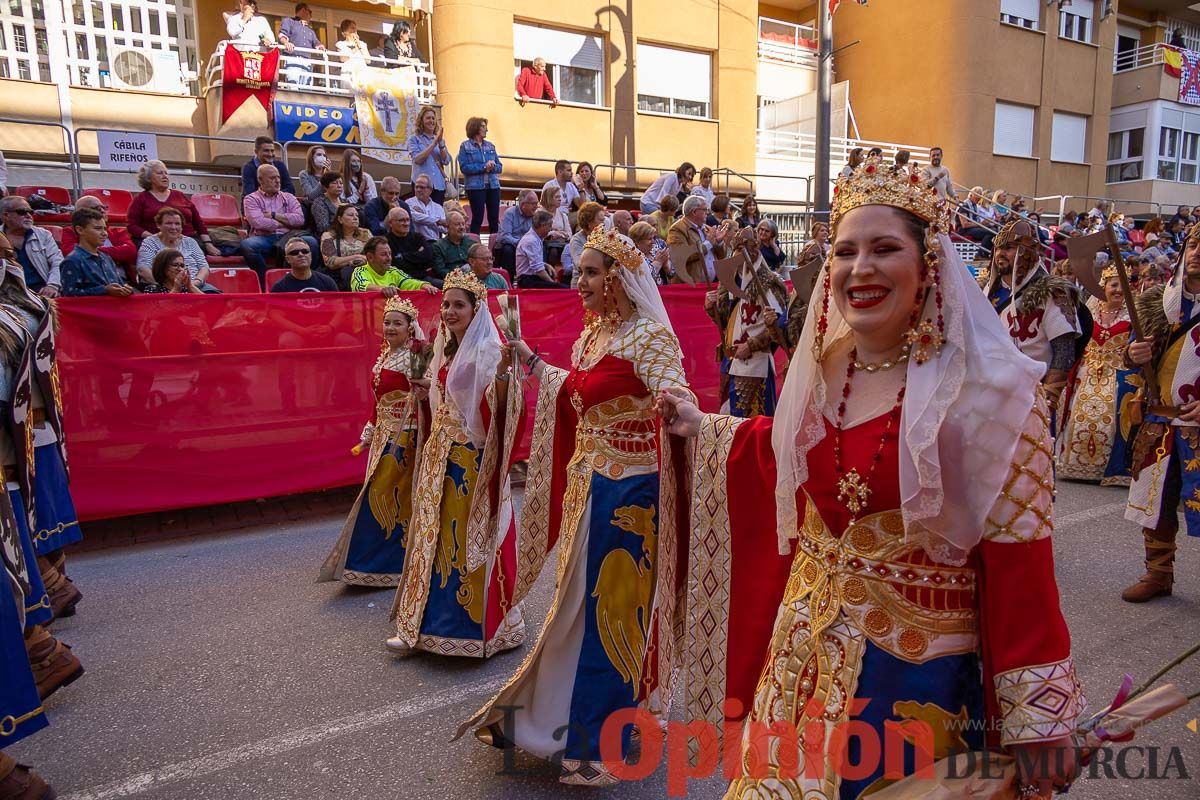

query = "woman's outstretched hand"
[[657, 388, 702, 438]]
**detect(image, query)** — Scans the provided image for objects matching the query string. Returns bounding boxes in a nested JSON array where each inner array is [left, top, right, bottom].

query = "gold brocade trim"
[[340, 570, 402, 587], [0, 706, 44, 737], [513, 365, 567, 604], [414, 624, 525, 659], [607, 318, 687, 393], [685, 414, 746, 731], [994, 658, 1086, 746], [1056, 330, 1126, 481], [572, 394, 659, 479], [984, 397, 1055, 544]]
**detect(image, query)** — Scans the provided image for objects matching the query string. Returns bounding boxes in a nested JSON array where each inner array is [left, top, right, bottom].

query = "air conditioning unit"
[[107, 47, 186, 95]]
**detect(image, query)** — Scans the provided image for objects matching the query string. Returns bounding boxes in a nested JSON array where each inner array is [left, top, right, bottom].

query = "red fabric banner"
[[221, 43, 280, 124], [56, 288, 730, 521]]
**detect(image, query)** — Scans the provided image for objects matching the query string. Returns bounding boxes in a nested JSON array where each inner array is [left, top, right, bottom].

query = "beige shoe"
[[384, 636, 414, 656]]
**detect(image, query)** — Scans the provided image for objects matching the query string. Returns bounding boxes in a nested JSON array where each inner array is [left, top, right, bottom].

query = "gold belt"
[[572, 395, 658, 480]]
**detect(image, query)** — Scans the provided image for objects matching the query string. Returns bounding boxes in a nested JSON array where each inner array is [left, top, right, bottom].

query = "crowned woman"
[[385, 271, 526, 657], [660, 159, 1083, 799], [1055, 264, 1136, 485], [319, 296, 431, 586], [459, 229, 691, 786]]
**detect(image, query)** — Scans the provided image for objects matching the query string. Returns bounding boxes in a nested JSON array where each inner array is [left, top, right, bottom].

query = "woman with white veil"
[[660, 159, 1083, 799], [459, 229, 692, 786], [385, 271, 526, 658]]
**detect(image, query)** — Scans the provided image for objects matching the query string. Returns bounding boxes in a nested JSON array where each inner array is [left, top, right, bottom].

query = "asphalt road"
[[10, 479, 1200, 800]]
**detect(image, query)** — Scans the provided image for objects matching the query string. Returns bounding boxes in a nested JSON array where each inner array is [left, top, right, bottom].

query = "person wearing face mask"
[[339, 148, 377, 206], [704, 226, 788, 418], [298, 145, 333, 199], [659, 158, 1083, 800]]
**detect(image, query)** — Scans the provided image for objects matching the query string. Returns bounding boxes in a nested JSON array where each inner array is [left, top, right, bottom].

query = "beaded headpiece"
[[1100, 264, 1120, 283], [383, 295, 419, 319], [831, 157, 952, 232], [585, 228, 646, 274], [441, 269, 488, 307]]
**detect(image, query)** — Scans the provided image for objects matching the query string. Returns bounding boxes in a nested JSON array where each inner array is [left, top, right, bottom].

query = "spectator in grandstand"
[[690, 167, 715, 204], [240, 164, 314, 279], [467, 243, 510, 290], [271, 238, 339, 292], [839, 148, 863, 179], [141, 249, 205, 294], [297, 145, 333, 198], [1048, 230, 1070, 261], [458, 116, 503, 237], [640, 162, 695, 215], [798, 221, 830, 267], [495, 189, 537, 271], [568, 202, 606, 286], [736, 195, 762, 229], [517, 57, 559, 107], [647, 195, 679, 243], [1171, 205, 1193, 229], [384, 207, 437, 285], [1026, 211, 1050, 245], [610, 209, 634, 236], [921, 146, 954, 200], [574, 161, 607, 206], [893, 149, 911, 171], [757, 219, 786, 273], [1143, 215, 1165, 240], [1168, 217, 1188, 249], [363, 176, 409, 236], [543, 159, 581, 217], [431, 210, 472, 278], [350, 236, 437, 296], [61, 207, 133, 297], [1088, 199, 1112, 222], [320, 204, 371, 281], [338, 148, 376, 206], [539, 185, 570, 268], [669, 195, 728, 284], [0, 195, 62, 295], [311, 172, 345, 235], [955, 186, 996, 254], [127, 160, 219, 254], [278, 3, 324, 86], [867, 147, 883, 158], [335, 19, 372, 70], [628, 220, 672, 284], [383, 20, 423, 63], [224, 0, 274, 47], [241, 136, 296, 199], [707, 194, 734, 228], [516, 210, 567, 289], [63, 194, 137, 277], [408, 175, 446, 242], [1140, 233, 1170, 262], [408, 106, 450, 204], [136, 207, 215, 291]]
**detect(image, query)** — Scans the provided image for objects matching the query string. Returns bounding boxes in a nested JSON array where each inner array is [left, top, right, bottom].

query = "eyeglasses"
[[287, 248, 311, 256], [8, 209, 32, 216]]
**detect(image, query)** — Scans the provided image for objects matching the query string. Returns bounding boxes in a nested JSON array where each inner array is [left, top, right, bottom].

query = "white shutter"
[[1051, 112, 1088, 163], [513, 23, 603, 71], [1000, 0, 1040, 24], [636, 43, 711, 103], [994, 102, 1034, 157], [1110, 108, 1148, 132]]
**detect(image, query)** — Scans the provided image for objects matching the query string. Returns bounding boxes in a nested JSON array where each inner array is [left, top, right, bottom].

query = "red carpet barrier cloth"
[[56, 287, 725, 521]]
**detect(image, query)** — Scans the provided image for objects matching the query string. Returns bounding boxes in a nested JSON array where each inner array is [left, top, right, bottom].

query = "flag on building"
[[221, 44, 280, 125], [829, 0, 867, 16], [1179, 49, 1200, 106], [1164, 45, 1184, 78], [351, 66, 419, 165]]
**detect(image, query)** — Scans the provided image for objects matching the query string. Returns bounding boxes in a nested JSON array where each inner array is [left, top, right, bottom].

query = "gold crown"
[[831, 157, 952, 232], [442, 269, 488, 305], [384, 296, 419, 319], [585, 228, 646, 274], [1100, 265, 1120, 282]]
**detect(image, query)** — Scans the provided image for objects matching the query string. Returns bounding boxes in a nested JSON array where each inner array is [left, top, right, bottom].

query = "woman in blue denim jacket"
[[457, 117, 503, 236]]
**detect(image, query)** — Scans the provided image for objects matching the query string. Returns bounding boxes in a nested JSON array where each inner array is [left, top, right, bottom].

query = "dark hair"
[[364, 235, 389, 257], [254, 135, 274, 149], [554, 159, 571, 172], [532, 209, 554, 228], [889, 207, 930, 253], [741, 195, 759, 218], [339, 148, 369, 200], [293, 2, 307, 13], [71, 207, 106, 233], [151, 248, 185, 286], [320, 171, 342, 189], [333, 204, 358, 237], [391, 20, 411, 37], [675, 162, 696, 180], [243, 0, 258, 10], [867, 147, 883, 157], [711, 195, 731, 214], [576, 161, 594, 176], [339, 18, 356, 35], [465, 116, 488, 139]]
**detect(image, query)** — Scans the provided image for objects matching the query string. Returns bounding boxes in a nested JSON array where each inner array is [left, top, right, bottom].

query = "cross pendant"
[[837, 468, 871, 517]]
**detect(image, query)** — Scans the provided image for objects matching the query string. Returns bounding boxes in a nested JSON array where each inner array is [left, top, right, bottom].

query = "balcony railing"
[[758, 16, 818, 69], [757, 128, 933, 169], [1114, 43, 1168, 73], [203, 41, 436, 102]]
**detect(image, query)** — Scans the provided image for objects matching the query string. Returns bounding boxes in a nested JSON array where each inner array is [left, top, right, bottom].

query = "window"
[[1158, 127, 1180, 180], [993, 102, 1035, 158], [513, 22, 604, 107], [637, 43, 712, 119], [1000, 0, 1039, 29], [1059, 0, 1094, 44], [1050, 112, 1088, 163], [1106, 128, 1144, 183], [1154, 108, 1200, 183]]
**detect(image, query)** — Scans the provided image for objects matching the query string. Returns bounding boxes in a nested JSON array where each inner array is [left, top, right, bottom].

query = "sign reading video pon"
[[273, 102, 360, 145], [97, 131, 158, 172]]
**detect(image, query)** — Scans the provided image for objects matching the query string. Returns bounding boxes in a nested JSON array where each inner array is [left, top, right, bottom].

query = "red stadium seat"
[[465, 233, 481, 244], [14, 185, 72, 223], [82, 188, 135, 223], [42, 225, 64, 246], [191, 193, 242, 227], [206, 255, 246, 266], [264, 268, 290, 288], [493, 267, 512, 285], [206, 268, 261, 293]]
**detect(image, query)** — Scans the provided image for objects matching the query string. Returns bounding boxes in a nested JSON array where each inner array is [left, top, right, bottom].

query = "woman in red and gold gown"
[[319, 296, 430, 586], [660, 159, 1084, 800], [460, 229, 691, 786]]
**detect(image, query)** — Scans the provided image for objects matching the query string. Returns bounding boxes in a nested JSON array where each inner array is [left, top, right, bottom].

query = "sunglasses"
[[7, 209, 32, 216], [287, 248, 311, 256]]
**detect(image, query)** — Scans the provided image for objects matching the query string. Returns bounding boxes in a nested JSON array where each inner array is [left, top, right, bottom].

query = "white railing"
[[756, 128, 933, 168], [1114, 43, 1168, 73], [758, 16, 818, 68], [203, 41, 436, 102]]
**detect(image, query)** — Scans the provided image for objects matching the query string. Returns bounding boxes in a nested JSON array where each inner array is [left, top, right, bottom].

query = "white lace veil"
[[428, 288, 501, 446], [770, 229, 1044, 565]]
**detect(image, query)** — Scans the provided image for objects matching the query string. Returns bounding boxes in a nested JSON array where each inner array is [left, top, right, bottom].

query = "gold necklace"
[[852, 343, 911, 373]]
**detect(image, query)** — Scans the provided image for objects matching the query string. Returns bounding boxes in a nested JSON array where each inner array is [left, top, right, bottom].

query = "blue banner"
[[273, 102, 361, 145]]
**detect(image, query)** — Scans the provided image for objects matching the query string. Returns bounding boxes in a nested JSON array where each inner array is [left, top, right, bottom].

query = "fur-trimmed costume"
[[706, 256, 788, 417], [985, 265, 1082, 369]]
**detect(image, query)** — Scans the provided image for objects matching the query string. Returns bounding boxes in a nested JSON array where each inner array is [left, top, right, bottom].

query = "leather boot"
[[44, 549, 66, 579], [0, 753, 56, 800], [1121, 527, 1176, 603], [36, 557, 80, 620], [24, 625, 84, 701]]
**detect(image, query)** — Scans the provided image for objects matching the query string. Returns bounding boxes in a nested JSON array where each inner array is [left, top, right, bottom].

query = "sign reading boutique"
[[274, 102, 361, 145]]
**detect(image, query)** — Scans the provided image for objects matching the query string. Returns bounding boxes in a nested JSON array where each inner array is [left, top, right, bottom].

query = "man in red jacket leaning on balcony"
[[517, 57, 559, 107]]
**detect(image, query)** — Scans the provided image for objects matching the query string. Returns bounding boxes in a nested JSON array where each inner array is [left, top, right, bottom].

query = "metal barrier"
[[1032, 194, 1170, 225], [1115, 43, 1168, 74], [0, 117, 82, 194]]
